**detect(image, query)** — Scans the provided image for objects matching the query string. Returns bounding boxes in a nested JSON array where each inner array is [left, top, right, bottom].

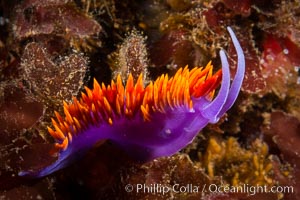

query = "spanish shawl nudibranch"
[[19, 27, 245, 177]]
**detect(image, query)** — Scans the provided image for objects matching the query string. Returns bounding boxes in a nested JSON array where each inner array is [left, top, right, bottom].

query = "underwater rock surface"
[[0, 0, 299, 199]]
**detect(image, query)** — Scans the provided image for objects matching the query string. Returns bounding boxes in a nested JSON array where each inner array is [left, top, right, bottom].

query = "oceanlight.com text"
[[124, 183, 294, 196]]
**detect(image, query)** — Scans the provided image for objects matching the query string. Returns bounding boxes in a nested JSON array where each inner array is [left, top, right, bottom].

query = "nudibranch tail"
[[19, 27, 245, 178]]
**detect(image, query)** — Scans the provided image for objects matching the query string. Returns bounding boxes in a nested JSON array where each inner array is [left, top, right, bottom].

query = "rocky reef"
[[0, 0, 299, 199]]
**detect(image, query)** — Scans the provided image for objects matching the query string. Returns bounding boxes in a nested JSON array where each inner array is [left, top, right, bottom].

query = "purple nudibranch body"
[[19, 27, 245, 177]]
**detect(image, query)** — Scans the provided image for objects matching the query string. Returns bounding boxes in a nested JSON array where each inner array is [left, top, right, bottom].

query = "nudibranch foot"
[[19, 27, 245, 178]]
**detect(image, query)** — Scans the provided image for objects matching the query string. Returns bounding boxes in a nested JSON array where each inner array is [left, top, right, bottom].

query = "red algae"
[[261, 34, 300, 98], [0, 85, 44, 145], [223, 0, 252, 16], [263, 111, 300, 200], [227, 28, 266, 94], [149, 29, 206, 72], [12, 0, 102, 52], [0, 83, 47, 191]]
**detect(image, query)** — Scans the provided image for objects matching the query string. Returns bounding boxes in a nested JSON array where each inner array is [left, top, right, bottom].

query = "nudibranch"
[[19, 27, 245, 177]]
